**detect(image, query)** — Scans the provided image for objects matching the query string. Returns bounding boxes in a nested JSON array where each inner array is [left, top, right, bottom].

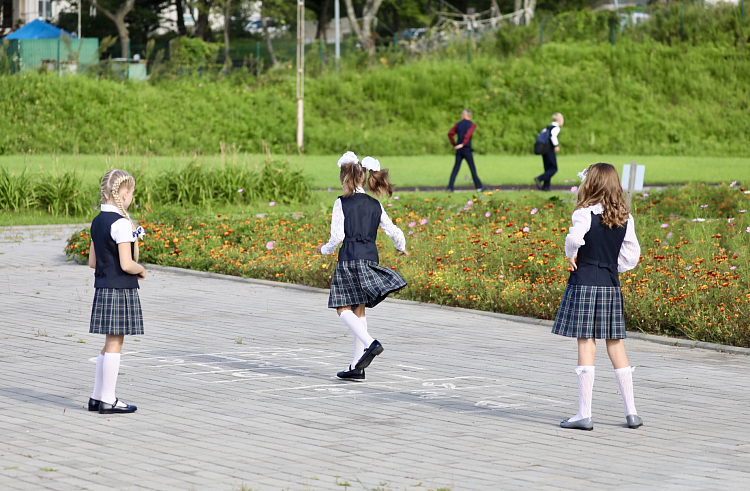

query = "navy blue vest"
[[568, 212, 627, 288], [91, 211, 139, 289], [338, 193, 382, 263], [456, 120, 474, 150]]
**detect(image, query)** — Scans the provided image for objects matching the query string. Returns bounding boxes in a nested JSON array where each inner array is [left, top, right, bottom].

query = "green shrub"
[[35, 171, 89, 216], [168, 37, 221, 67], [0, 168, 35, 211]]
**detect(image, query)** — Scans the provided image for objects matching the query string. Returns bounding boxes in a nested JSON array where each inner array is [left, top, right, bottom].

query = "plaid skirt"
[[328, 259, 407, 309], [552, 284, 626, 339], [90, 288, 144, 336]]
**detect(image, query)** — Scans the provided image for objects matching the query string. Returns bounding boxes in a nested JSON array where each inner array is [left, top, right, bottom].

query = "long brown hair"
[[101, 169, 140, 261], [340, 163, 367, 197], [367, 169, 394, 198], [575, 163, 630, 228]]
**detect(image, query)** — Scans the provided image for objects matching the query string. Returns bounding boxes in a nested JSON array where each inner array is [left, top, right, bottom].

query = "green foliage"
[[0, 168, 35, 211], [35, 171, 89, 216], [168, 37, 221, 67], [0, 157, 311, 215]]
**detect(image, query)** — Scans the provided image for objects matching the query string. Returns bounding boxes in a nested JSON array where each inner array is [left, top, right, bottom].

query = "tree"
[[343, 0, 385, 53], [193, 0, 216, 41], [220, 0, 232, 70], [259, 0, 295, 68], [176, 0, 187, 35], [90, 0, 136, 59]]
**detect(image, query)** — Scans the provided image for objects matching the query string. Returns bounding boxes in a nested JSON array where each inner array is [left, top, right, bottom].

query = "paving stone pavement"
[[1, 224, 750, 491]]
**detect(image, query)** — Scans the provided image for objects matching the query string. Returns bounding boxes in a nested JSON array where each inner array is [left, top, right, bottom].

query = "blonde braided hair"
[[100, 169, 140, 262]]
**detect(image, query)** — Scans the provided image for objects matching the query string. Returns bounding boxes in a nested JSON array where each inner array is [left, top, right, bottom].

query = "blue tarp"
[[3, 19, 75, 40]]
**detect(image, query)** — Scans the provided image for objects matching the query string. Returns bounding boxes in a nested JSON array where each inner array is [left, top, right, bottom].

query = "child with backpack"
[[552, 163, 643, 431], [317, 152, 408, 380], [534, 112, 564, 191]]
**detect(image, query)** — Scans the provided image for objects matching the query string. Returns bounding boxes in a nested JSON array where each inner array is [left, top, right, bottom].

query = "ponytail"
[[367, 169, 394, 198]]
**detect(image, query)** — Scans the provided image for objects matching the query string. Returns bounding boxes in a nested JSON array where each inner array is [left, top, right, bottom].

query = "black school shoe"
[[88, 398, 100, 412], [99, 399, 137, 414], [534, 177, 544, 190], [354, 340, 384, 370], [337, 366, 365, 380]]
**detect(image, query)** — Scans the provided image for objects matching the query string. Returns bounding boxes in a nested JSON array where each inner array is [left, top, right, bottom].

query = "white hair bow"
[[337, 151, 359, 168], [577, 168, 588, 182], [361, 156, 381, 172]]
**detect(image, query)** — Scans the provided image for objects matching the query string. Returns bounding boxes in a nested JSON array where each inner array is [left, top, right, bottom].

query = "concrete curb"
[[145, 264, 750, 357]]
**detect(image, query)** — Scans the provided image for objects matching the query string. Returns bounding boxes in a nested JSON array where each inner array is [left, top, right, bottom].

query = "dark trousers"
[[538, 150, 558, 191], [447, 148, 483, 190]]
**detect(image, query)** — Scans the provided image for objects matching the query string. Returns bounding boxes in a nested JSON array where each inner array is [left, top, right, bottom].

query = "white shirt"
[[101, 204, 136, 244], [564, 204, 641, 273], [321, 187, 406, 255], [550, 122, 561, 147]]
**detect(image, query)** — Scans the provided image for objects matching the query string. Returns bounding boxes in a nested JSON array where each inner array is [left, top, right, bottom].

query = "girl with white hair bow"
[[316, 152, 409, 380]]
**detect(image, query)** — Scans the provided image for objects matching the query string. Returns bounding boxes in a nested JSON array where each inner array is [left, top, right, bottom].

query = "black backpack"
[[533, 125, 555, 155]]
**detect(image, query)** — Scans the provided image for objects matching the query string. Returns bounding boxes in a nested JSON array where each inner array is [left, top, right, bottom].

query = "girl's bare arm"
[[118, 242, 146, 278], [88, 242, 96, 269]]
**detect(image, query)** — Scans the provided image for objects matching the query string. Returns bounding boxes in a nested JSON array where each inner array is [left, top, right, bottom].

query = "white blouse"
[[564, 204, 641, 273], [100, 204, 136, 244], [320, 188, 406, 255]]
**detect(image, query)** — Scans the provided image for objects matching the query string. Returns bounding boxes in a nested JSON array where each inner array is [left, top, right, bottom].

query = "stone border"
[[145, 264, 750, 356]]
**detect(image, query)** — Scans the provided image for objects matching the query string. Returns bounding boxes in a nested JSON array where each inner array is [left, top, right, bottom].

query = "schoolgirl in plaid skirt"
[[316, 152, 408, 381], [86, 170, 147, 415], [552, 163, 643, 431]]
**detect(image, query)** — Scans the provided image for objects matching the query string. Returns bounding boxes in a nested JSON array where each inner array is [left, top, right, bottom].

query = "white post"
[[626, 160, 637, 208], [78, 0, 82, 38], [297, 0, 305, 150], [334, 0, 340, 74]]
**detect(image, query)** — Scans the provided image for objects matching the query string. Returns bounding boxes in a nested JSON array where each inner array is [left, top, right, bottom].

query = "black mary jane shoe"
[[88, 398, 101, 412], [99, 398, 137, 414], [354, 340, 384, 370], [337, 366, 365, 381]]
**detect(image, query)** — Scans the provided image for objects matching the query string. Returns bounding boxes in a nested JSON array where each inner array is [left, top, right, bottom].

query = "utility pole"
[[297, 0, 305, 151], [334, 0, 340, 73], [78, 0, 82, 38]]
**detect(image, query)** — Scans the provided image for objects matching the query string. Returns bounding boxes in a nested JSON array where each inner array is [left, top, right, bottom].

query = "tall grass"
[[35, 171, 89, 216], [0, 168, 35, 211]]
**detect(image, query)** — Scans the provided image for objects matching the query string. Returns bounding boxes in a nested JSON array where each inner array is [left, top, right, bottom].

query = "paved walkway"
[[1, 225, 749, 491]]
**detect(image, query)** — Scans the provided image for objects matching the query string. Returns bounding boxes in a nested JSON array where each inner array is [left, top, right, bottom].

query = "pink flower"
[[530, 208, 538, 215], [495, 229, 503, 234], [238, 188, 244, 193], [700, 204, 708, 208], [266, 241, 275, 250], [485, 212, 491, 218], [661, 224, 668, 228], [420, 219, 428, 225], [570, 186, 578, 193], [408, 231, 413, 235], [747, 227, 750, 233], [498, 275, 504, 279], [564, 180, 569, 183], [730, 266, 737, 270], [446, 218, 451, 222], [467, 200, 473, 206], [269, 202, 276, 206], [522, 227, 530, 232], [740, 210, 747, 213], [693, 218, 706, 222], [408, 222, 416, 228], [387, 203, 393, 207], [643, 193, 649, 197], [394, 196, 400, 200], [730, 181, 737, 187]]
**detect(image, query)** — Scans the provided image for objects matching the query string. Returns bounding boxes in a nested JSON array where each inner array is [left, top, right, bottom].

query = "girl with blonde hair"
[[317, 152, 408, 380], [87, 169, 146, 414], [552, 163, 643, 430]]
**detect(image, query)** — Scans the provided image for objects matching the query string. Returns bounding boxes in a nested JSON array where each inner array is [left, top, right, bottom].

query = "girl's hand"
[[398, 249, 409, 257], [567, 256, 578, 271], [316, 244, 323, 254], [137, 268, 147, 280]]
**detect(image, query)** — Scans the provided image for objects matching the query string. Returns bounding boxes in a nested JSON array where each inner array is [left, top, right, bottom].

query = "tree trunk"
[[223, 0, 231, 71], [316, 0, 330, 40], [193, 0, 215, 41], [176, 0, 186, 35], [90, 0, 136, 59], [261, 15, 278, 66], [514, 0, 521, 12], [343, 0, 384, 53]]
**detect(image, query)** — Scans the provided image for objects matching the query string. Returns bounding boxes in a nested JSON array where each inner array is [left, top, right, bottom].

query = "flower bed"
[[66, 183, 750, 347]]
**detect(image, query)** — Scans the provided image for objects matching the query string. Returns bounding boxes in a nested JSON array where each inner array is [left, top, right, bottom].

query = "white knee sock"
[[614, 366, 637, 416], [340, 310, 374, 349], [100, 352, 121, 405], [91, 354, 104, 401], [351, 317, 367, 369], [568, 366, 595, 422]]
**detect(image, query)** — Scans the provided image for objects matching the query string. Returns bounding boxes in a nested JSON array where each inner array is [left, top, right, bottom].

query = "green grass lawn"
[[1, 154, 748, 190]]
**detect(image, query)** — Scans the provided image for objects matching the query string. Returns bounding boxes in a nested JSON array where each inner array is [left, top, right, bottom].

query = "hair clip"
[[361, 156, 381, 172], [337, 151, 359, 168]]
